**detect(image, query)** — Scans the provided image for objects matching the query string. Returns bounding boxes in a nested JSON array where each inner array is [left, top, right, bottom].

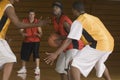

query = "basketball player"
[[17, 9, 42, 75], [45, 1, 114, 80], [46, 1, 84, 80], [0, 0, 47, 80]]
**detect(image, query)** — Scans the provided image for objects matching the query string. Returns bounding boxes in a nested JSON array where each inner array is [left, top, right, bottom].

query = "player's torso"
[[53, 15, 72, 36], [23, 18, 40, 42], [77, 13, 114, 52], [0, 0, 11, 39], [53, 15, 84, 51]]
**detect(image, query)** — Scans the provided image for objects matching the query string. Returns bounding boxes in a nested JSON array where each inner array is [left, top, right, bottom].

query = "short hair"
[[72, 1, 85, 13], [52, 1, 63, 10], [28, 9, 35, 13]]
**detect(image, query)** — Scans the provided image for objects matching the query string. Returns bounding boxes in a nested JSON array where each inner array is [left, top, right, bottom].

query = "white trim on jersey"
[[4, 4, 13, 12], [67, 20, 83, 41]]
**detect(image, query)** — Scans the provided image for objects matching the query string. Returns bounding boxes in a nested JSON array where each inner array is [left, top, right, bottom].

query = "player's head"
[[52, 1, 63, 16], [9, 0, 19, 4], [72, 1, 85, 17], [28, 9, 36, 20]]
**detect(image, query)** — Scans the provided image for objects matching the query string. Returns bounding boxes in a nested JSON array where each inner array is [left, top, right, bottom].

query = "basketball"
[[48, 33, 62, 47]]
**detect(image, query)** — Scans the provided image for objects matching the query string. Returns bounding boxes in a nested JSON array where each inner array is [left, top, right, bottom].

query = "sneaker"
[[35, 75, 40, 80], [17, 74, 27, 80], [34, 68, 40, 75], [17, 68, 27, 74]]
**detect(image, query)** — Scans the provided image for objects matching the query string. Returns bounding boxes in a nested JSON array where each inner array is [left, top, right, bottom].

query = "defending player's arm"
[[45, 38, 72, 65], [5, 6, 47, 29], [58, 21, 71, 40], [63, 21, 71, 33]]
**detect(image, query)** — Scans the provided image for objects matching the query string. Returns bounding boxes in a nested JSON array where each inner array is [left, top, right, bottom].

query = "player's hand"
[[34, 32, 41, 38], [34, 32, 38, 36], [7, 38, 12, 44], [38, 17, 51, 26], [22, 33, 28, 38], [44, 52, 58, 65]]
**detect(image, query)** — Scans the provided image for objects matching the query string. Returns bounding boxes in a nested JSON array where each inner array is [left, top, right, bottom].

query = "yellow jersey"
[[0, 0, 12, 39], [77, 13, 114, 52]]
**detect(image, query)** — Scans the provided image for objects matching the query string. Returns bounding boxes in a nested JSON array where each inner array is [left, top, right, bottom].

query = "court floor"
[[0, 60, 120, 80]]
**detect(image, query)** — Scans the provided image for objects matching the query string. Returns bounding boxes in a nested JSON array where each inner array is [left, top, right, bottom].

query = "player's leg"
[[55, 52, 68, 80], [33, 42, 40, 75], [65, 49, 79, 80], [3, 63, 13, 80], [18, 42, 32, 74], [70, 66, 81, 80], [20, 60, 26, 70], [65, 69, 72, 80], [103, 67, 111, 80], [17, 62, 26, 74], [34, 58, 40, 75], [35, 58, 40, 69], [95, 52, 111, 80], [60, 74, 68, 80], [0, 40, 16, 80], [71, 45, 105, 80]]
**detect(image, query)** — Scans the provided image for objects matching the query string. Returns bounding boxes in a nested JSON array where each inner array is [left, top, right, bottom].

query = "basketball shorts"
[[0, 39, 16, 68], [21, 42, 40, 61], [55, 49, 79, 74], [71, 45, 112, 77]]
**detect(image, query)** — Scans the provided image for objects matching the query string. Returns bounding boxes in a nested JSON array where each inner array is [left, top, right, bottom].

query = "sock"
[[36, 67, 39, 69], [22, 66, 26, 69]]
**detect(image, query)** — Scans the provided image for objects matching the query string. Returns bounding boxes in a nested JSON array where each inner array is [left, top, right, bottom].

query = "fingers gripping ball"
[[48, 33, 62, 47]]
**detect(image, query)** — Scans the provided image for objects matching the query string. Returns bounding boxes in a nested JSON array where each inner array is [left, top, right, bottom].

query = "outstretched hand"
[[44, 52, 58, 65], [38, 16, 51, 27]]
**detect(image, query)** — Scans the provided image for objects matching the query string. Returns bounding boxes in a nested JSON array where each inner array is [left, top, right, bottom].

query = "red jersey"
[[22, 18, 40, 42], [53, 15, 84, 51]]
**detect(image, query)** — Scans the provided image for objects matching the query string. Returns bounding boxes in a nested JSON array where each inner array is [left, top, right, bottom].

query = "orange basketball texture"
[[48, 33, 62, 47]]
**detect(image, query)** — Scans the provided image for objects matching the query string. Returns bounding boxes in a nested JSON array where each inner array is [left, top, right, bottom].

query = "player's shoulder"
[[61, 15, 72, 24], [22, 18, 29, 23], [2, 0, 12, 6], [61, 14, 70, 19], [0, 0, 9, 4], [23, 18, 28, 20], [0, 0, 12, 8], [34, 18, 39, 21]]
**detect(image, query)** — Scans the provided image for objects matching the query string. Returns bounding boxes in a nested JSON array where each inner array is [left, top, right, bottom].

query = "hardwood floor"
[[0, 53, 120, 80]]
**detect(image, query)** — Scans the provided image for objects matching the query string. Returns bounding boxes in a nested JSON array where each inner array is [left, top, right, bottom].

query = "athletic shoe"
[[34, 68, 40, 75], [17, 74, 27, 80], [35, 75, 40, 80], [17, 68, 27, 74]]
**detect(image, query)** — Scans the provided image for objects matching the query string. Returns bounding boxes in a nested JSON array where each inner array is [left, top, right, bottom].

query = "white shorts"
[[55, 49, 79, 74], [71, 45, 111, 77], [0, 39, 16, 68]]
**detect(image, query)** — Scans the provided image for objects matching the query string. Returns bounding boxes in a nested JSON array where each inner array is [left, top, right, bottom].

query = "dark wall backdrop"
[[7, 0, 120, 69]]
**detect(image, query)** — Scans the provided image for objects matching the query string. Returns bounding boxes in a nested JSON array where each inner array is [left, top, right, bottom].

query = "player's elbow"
[[13, 20, 24, 29], [66, 38, 72, 44]]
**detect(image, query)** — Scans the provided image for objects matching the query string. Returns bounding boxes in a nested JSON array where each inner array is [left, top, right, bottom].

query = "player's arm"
[[63, 21, 71, 33], [45, 38, 72, 65], [5, 6, 46, 29], [20, 29, 28, 37], [51, 21, 74, 55], [44, 20, 83, 65], [5, 35, 12, 43], [59, 21, 71, 40], [35, 27, 42, 38]]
